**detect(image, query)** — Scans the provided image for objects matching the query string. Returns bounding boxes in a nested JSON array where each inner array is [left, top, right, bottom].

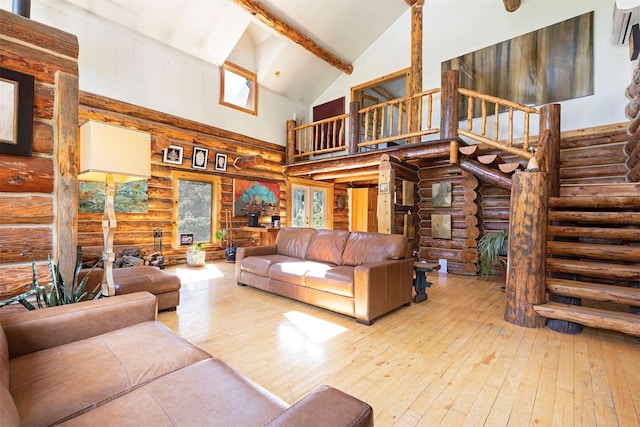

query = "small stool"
[[413, 262, 441, 303]]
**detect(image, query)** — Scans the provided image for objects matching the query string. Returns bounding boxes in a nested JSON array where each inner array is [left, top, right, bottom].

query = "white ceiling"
[[56, 0, 410, 104]]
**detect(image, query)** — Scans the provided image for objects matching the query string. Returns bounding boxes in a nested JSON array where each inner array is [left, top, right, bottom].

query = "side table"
[[413, 262, 441, 303]]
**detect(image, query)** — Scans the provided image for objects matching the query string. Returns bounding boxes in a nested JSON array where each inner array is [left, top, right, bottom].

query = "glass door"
[[291, 184, 328, 229]]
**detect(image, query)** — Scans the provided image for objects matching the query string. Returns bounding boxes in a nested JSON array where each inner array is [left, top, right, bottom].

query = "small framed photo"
[[163, 145, 183, 165], [0, 67, 34, 157], [180, 233, 194, 246], [379, 182, 390, 193], [192, 147, 208, 170], [215, 153, 228, 171]]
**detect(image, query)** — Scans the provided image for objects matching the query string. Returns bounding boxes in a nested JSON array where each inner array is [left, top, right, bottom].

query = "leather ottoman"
[[79, 266, 181, 311]]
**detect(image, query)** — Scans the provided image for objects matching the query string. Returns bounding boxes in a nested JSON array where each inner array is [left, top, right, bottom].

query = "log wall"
[[0, 10, 79, 299], [78, 93, 287, 265]]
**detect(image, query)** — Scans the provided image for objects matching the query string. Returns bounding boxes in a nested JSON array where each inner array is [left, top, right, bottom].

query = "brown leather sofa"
[[0, 292, 373, 426], [236, 228, 414, 325], [79, 265, 181, 311]]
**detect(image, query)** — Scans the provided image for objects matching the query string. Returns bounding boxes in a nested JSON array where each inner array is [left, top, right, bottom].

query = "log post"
[[441, 70, 460, 139], [504, 170, 548, 328], [286, 119, 296, 164], [377, 154, 395, 234], [55, 71, 79, 286], [408, 0, 423, 143], [538, 103, 561, 197], [349, 101, 361, 154]]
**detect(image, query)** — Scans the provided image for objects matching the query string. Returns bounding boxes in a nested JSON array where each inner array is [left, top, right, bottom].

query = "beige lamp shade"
[[78, 121, 151, 182]]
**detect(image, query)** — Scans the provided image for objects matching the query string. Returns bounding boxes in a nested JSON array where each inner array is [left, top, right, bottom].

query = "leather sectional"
[[236, 228, 414, 325], [0, 292, 373, 426]]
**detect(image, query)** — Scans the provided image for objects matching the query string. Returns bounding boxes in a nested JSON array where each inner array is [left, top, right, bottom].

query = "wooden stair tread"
[[498, 162, 525, 174], [546, 278, 640, 305], [477, 154, 500, 165], [548, 210, 640, 224], [533, 302, 640, 336], [546, 258, 640, 281], [458, 145, 479, 157], [550, 196, 640, 209], [548, 225, 640, 240], [547, 241, 640, 261]]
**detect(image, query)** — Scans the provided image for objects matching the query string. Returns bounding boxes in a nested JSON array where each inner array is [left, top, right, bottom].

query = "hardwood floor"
[[158, 261, 640, 426]]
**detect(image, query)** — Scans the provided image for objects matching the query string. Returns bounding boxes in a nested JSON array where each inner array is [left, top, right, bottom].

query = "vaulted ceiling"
[[58, 0, 410, 104]]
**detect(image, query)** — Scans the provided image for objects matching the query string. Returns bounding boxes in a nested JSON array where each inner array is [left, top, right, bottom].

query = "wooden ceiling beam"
[[503, 0, 521, 12], [233, 0, 353, 74]]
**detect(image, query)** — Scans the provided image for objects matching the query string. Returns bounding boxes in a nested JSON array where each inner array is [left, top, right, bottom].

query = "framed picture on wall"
[[163, 145, 183, 165], [0, 66, 34, 157], [192, 146, 208, 170], [215, 153, 227, 171]]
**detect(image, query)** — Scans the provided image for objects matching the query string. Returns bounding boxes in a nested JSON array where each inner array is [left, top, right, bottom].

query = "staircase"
[[533, 195, 640, 336]]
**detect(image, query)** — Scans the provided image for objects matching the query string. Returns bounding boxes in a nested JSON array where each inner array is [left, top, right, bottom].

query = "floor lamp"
[[78, 121, 151, 297]]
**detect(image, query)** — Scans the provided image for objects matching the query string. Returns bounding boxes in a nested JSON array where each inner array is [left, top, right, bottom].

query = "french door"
[[288, 179, 333, 229]]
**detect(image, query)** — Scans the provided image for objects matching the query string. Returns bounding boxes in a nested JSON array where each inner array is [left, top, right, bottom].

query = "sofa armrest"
[[0, 291, 157, 359], [353, 258, 414, 325], [235, 245, 277, 279], [265, 385, 373, 427]]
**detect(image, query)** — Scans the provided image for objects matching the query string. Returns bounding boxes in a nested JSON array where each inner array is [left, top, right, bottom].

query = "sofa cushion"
[[305, 229, 350, 265], [341, 232, 408, 266], [241, 254, 297, 277], [58, 359, 288, 427], [9, 321, 210, 426], [275, 227, 316, 259], [0, 386, 19, 427], [305, 266, 355, 297], [269, 261, 332, 286]]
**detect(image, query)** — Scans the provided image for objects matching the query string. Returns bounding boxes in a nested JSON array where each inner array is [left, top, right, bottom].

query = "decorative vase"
[[225, 246, 237, 263], [186, 250, 206, 267]]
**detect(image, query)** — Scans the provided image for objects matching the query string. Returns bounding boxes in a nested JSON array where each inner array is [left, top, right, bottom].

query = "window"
[[287, 178, 333, 229], [219, 62, 258, 115], [172, 171, 221, 247]]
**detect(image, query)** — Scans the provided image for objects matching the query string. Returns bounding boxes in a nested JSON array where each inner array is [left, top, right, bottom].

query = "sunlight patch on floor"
[[173, 264, 225, 283], [283, 310, 347, 344]]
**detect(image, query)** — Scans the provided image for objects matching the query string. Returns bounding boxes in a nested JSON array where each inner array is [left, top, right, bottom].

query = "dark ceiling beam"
[[503, 0, 521, 12], [233, 0, 353, 74]]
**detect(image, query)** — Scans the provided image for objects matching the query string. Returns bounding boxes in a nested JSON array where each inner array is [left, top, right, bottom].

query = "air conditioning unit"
[[613, 0, 640, 45]]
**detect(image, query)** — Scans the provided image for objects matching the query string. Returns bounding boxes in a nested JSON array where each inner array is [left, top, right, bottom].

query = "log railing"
[[357, 88, 441, 150], [290, 113, 349, 160], [457, 88, 540, 161]]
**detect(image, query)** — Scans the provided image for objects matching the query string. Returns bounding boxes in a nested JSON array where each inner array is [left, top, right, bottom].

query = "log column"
[[538, 103, 561, 196], [408, 0, 423, 142], [286, 119, 296, 164], [349, 101, 361, 154], [504, 170, 548, 328], [377, 155, 395, 234]]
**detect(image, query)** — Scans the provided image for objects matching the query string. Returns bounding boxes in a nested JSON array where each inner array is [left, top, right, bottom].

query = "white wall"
[[0, 0, 305, 146], [315, 0, 632, 133]]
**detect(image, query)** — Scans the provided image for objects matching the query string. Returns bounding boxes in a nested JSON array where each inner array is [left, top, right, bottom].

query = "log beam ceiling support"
[[233, 0, 353, 74], [503, 0, 522, 12], [408, 0, 424, 140]]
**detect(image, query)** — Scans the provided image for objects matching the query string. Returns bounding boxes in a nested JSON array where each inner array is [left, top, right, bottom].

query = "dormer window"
[[219, 61, 258, 116]]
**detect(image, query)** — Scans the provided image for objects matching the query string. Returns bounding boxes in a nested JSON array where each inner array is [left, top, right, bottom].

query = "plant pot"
[[225, 246, 237, 263], [186, 250, 206, 267]]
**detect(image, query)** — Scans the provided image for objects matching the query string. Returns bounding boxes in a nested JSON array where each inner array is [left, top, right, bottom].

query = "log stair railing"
[[533, 194, 640, 336]]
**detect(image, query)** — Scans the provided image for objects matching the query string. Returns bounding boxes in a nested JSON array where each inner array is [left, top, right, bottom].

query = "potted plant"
[[476, 229, 508, 277], [215, 229, 227, 248], [186, 242, 207, 267]]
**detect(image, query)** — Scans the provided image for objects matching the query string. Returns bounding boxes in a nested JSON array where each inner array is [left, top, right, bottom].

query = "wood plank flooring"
[[158, 262, 640, 426]]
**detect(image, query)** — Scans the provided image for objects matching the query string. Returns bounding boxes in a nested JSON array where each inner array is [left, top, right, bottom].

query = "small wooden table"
[[413, 262, 441, 303], [240, 226, 281, 246]]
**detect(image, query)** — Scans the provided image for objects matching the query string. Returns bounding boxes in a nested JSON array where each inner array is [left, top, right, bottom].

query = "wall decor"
[[431, 214, 452, 239], [192, 146, 208, 170], [233, 179, 280, 217], [432, 182, 452, 207], [442, 11, 593, 113], [215, 153, 227, 171], [163, 145, 183, 165], [79, 181, 149, 213], [0, 67, 34, 157], [180, 233, 194, 246]]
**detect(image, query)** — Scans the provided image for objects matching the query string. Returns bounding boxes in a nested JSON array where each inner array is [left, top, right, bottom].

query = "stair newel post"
[[440, 69, 460, 139], [348, 101, 361, 154], [504, 170, 549, 328], [286, 119, 296, 164], [538, 103, 561, 196]]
